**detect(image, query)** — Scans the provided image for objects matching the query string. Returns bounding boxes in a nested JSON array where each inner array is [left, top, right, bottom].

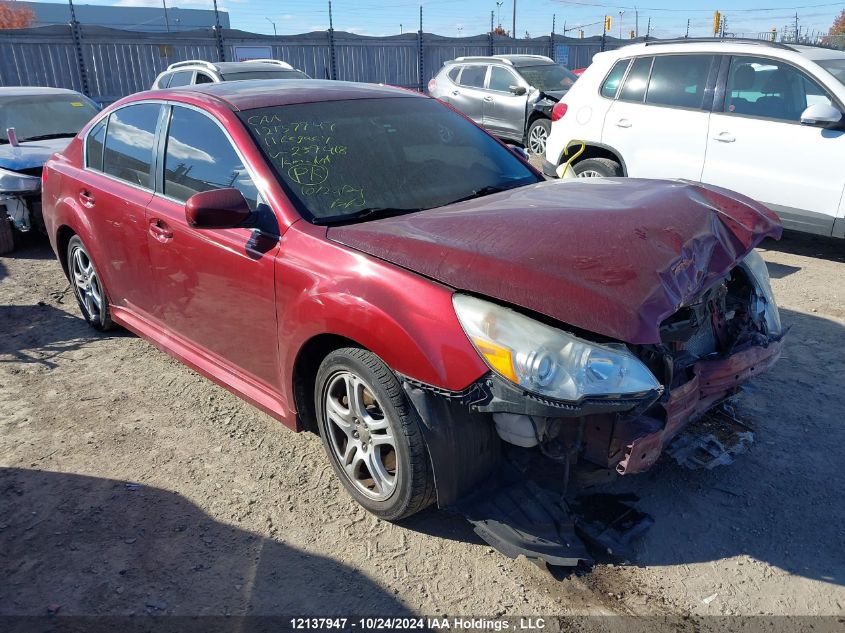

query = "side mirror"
[[507, 144, 529, 161], [185, 188, 251, 229], [800, 103, 843, 129], [509, 85, 527, 96]]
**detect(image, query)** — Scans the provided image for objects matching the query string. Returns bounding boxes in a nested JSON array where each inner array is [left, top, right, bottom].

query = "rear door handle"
[[713, 132, 736, 143], [483, 96, 494, 102], [78, 189, 95, 207], [616, 119, 632, 128], [149, 219, 173, 242], [452, 90, 460, 96]]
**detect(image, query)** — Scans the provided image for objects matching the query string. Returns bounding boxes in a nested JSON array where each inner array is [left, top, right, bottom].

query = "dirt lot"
[[1, 230, 844, 622]]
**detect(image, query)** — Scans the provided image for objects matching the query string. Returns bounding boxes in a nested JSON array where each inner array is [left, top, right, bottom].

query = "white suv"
[[544, 39, 845, 239], [152, 59, 309, 89]]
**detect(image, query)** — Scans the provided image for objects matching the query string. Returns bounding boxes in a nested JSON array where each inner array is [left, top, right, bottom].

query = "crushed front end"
[[1, 166, 43, 234]]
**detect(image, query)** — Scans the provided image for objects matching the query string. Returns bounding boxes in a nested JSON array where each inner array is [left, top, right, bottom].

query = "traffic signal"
[[604, 15, 612, 32], [771, 27, 777, 42], [713, 10, 721, 35]]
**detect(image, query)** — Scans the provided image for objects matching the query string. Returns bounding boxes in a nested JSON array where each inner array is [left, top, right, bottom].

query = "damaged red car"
[[41, 80, 784, 557]]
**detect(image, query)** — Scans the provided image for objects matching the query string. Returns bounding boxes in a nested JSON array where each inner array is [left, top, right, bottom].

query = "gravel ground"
[[1, 229, 844, 621]]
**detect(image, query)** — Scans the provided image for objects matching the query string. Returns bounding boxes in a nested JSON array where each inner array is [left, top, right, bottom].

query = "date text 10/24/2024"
[[289, 617, 548, 630]]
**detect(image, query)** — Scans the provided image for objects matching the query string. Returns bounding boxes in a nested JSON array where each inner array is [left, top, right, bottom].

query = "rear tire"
[[0, 217, 14, 255], [315, 347, 435, 521], [66, 235, 114, 331], [526, 119, 551, 156], [573, 157, 623, 178]]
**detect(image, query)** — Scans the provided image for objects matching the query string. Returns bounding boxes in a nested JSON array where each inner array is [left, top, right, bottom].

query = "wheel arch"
[[570, 142, 628, 176], [55, 224, 77, 278]]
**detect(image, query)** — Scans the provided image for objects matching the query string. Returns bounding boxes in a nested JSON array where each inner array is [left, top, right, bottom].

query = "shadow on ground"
[[760, 231, 845, 264], [0, 468, 413, 618]]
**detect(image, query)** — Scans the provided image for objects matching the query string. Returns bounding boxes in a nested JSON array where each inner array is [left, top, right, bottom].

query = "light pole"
[[400, 23, 403, 34], [457, 25, 463, 36], [618, 10, 624, 39], [265, 17, 276, 36], [496, 1, 503, 28]]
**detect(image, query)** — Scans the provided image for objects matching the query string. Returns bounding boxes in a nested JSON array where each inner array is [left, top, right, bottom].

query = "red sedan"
[[42, 80, 783, 529]]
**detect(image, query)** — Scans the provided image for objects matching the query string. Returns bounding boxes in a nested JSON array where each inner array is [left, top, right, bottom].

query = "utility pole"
[[162, 0, 170, 32], [67, 0, 89, 96], [645, 16, 651, 41], [794, 12, 799, 42], [685, 18, 690, 38], [512, 0, 516, 40], [211, 0, 225, 61], [400, 23, 403, 34], [635, 6, 639, 38]]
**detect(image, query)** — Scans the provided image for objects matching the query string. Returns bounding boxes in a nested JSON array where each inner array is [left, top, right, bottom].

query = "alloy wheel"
[[70, 246, 103, 322], [577, 170, 603, 178], [323, 370, 398, 501], [528, 125, 548, 155]]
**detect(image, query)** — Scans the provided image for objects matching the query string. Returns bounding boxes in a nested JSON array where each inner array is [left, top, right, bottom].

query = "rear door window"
[[619, 56, 653, 102], [601, 59, 630, 98], [646, 55, 714, 109], [103, 103, 161, 189], [459, 65, 487, 89]]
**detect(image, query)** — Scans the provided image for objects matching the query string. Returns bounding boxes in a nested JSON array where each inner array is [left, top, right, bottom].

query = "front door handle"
[[149, 219, 173, 242], [452, 90, 460, 96], [616, 118, 632, 128], [78, 189, 95, 208], [483, 96, 494, 102], [713, 132, 736, 143]]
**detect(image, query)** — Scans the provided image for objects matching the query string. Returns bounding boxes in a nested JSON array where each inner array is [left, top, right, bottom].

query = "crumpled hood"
[[0, 138, 71, 171], [328, 179, 782, 344]]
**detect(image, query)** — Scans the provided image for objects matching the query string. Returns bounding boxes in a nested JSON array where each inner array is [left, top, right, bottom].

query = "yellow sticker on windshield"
[[70, 102, 85, 107]]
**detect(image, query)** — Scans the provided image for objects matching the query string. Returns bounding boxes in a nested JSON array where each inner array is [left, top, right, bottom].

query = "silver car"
[[152, 59, 310, 89], [428, 54, 577, 155]]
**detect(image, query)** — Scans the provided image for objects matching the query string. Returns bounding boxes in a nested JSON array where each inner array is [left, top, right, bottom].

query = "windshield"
[[221, 70, 309, 81], [817, 59, 845, 87], [0, 94, 98, 144], [239, 97, 540, 223], [517, 64, 577, 92]]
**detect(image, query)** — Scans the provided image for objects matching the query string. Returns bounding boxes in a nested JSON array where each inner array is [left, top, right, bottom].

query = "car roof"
[[147, 79, 424, 111], [0, 86, 85, 98], [607, 38, 845, 62]]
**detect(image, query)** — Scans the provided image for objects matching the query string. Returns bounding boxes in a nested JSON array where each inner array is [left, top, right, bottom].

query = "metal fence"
[[0, 24, 626, 101]]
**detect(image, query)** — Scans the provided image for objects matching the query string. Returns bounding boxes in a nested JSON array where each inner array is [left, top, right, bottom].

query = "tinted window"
[[167, 71, 193, 87], [818, 59, 845, 87], [86, 118, 106, 171], [195, 72, 214, 84], [619, 56, 652, 102], [646, 55, 714, 109], [459, 65, 487, 88], [447, 66, 461, 82], [516, 64, 577, 91], [220, 70, 309, 81], [103, 104, 160, 188], [489, 66, 517, 92], [601, 59, 629, 98], [240, 97, 539, 223], [724, 56, 834, 122], [164, 106, 258, 209]]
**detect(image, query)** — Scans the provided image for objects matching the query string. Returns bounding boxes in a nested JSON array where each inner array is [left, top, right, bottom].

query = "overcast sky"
[[39, 0, 845, 39]]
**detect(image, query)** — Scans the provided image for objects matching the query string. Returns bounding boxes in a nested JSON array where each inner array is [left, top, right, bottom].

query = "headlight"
[[453, 294, 662, 402], [741, 250, 781, 336], [0, 168, 40, 194]]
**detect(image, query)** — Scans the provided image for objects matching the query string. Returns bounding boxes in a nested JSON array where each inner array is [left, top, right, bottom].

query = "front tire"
[[572, 157, 623, 178], [315, 347, 435, 521], [526, 118, 551, 156], [67, 235, 114, 331]]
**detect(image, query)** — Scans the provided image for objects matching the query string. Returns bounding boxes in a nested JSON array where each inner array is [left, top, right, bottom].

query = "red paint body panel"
[[329, 178, 782, 344]]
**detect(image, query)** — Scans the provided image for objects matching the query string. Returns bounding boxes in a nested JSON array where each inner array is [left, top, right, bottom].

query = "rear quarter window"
[[601, 59, 630, 98], [85, 118, 106, 171], [619, 56, 653, 102]]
